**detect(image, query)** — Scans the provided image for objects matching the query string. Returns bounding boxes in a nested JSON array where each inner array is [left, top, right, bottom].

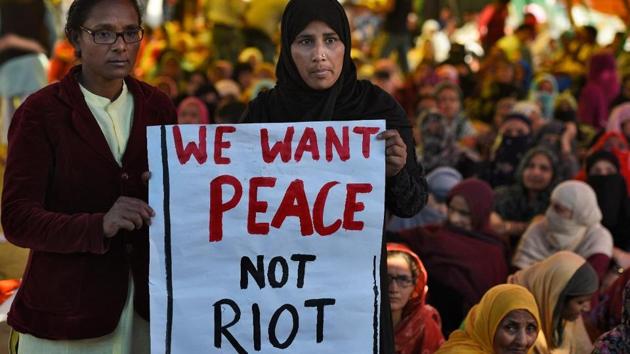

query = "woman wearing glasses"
[[1, 0, 176, 353], [387, 243, 444, 354]]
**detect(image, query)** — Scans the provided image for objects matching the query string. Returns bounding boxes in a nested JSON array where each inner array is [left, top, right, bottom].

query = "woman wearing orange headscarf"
[[387, 243, 444, 353], [436, 284, 541, 354]]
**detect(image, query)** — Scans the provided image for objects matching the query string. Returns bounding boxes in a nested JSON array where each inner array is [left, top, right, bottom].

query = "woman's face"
[[522, 153, 553, 192], [387, 255, 415, 313], [74, 0, 141, 85], [561, 294, 592, 321], [495, 62, 515, 84], [186, 73, 207, 95], [447, 195, 473, 231], [291, 21, 345, 90], [436, 88, 461, 120], [500, 119, 531, 138], [494, 97, 517, 126], [550, 200, 573, 220], [589, 160, 618, 176], [493, 309, 539, 354], [538, 80, 554, 93], [178, 103, 202, 124]]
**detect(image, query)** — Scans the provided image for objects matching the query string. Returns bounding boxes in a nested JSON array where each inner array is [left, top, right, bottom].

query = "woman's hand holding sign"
[[378, 129, 407, 177], [103, 196, 155, 238]]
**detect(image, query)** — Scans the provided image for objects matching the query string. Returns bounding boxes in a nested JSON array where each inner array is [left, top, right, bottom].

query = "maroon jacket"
[[1, 66, 176, 339]]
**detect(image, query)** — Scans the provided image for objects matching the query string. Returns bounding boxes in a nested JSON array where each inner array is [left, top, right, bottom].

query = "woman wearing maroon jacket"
[[1, 0, 176, 352]]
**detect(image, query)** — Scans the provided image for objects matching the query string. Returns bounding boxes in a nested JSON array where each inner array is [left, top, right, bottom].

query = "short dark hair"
[[515, 24, 535, 35], [583, 25, 598, 42], [434, 81, 462, 101], [65, 0, 142, 57], [232, 62, 254, 81]]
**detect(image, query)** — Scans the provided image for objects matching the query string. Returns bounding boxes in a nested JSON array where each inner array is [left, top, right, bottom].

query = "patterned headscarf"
[[593, 279, 630, 354]]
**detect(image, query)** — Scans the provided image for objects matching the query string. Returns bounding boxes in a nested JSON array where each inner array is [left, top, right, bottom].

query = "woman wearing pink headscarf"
[[579, 52, 620, 130], [176, 96, 210, 124]]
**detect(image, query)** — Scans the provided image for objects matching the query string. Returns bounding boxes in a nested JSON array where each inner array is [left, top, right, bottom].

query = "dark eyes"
[[296, 37, 339, 45], [92, 29, 142, 43], [503, 323, 538, 333], [527, 324, 538, 332], [94, 31, 114, 40], [297, 38, 313, 45], [527, 163, 550, 171]]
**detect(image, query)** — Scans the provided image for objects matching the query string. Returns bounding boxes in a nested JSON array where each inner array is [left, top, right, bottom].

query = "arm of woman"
[[1, 104, 131, 254], [0, 34, 46, 54], [492, 218, 529, 237], [380, 124, 428, 218], [511, 221, 546, 270]]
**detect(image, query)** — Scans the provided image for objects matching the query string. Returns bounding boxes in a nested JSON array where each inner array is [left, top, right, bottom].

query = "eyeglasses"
[[80, 26, 144, 44], [387, 274, 414, 288]]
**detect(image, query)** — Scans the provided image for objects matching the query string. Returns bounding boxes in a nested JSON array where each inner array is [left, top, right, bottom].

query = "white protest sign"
[[148, 120, 385, 353]]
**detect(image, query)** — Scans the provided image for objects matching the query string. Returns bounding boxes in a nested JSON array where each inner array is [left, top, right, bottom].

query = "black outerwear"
[[587, 174, 630, 250], [242, 0, 428, 352]]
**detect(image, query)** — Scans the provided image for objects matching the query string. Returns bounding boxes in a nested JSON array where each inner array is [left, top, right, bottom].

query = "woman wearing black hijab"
[[242, 0, 428, 352], [586, 150, 630, 251]]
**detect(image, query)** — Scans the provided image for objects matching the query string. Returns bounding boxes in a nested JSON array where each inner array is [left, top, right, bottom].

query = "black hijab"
[[586, 151, 630, 249], [242, 0, 408, 127]]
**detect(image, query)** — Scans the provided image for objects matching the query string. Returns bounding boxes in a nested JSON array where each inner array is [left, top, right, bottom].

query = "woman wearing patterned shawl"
[[593, 279, 630, 353]]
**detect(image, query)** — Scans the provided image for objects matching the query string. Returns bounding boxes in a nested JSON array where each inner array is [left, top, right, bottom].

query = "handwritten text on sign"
[[148, 121, 385, 353]]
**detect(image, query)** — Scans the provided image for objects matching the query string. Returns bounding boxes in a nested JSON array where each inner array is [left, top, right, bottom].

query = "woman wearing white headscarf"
[[512, 181, 613, 280]]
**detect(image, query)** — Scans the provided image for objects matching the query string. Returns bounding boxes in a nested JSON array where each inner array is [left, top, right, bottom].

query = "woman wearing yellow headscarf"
[[509, 251, 599, 354], [436, 284, 541, 354]]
